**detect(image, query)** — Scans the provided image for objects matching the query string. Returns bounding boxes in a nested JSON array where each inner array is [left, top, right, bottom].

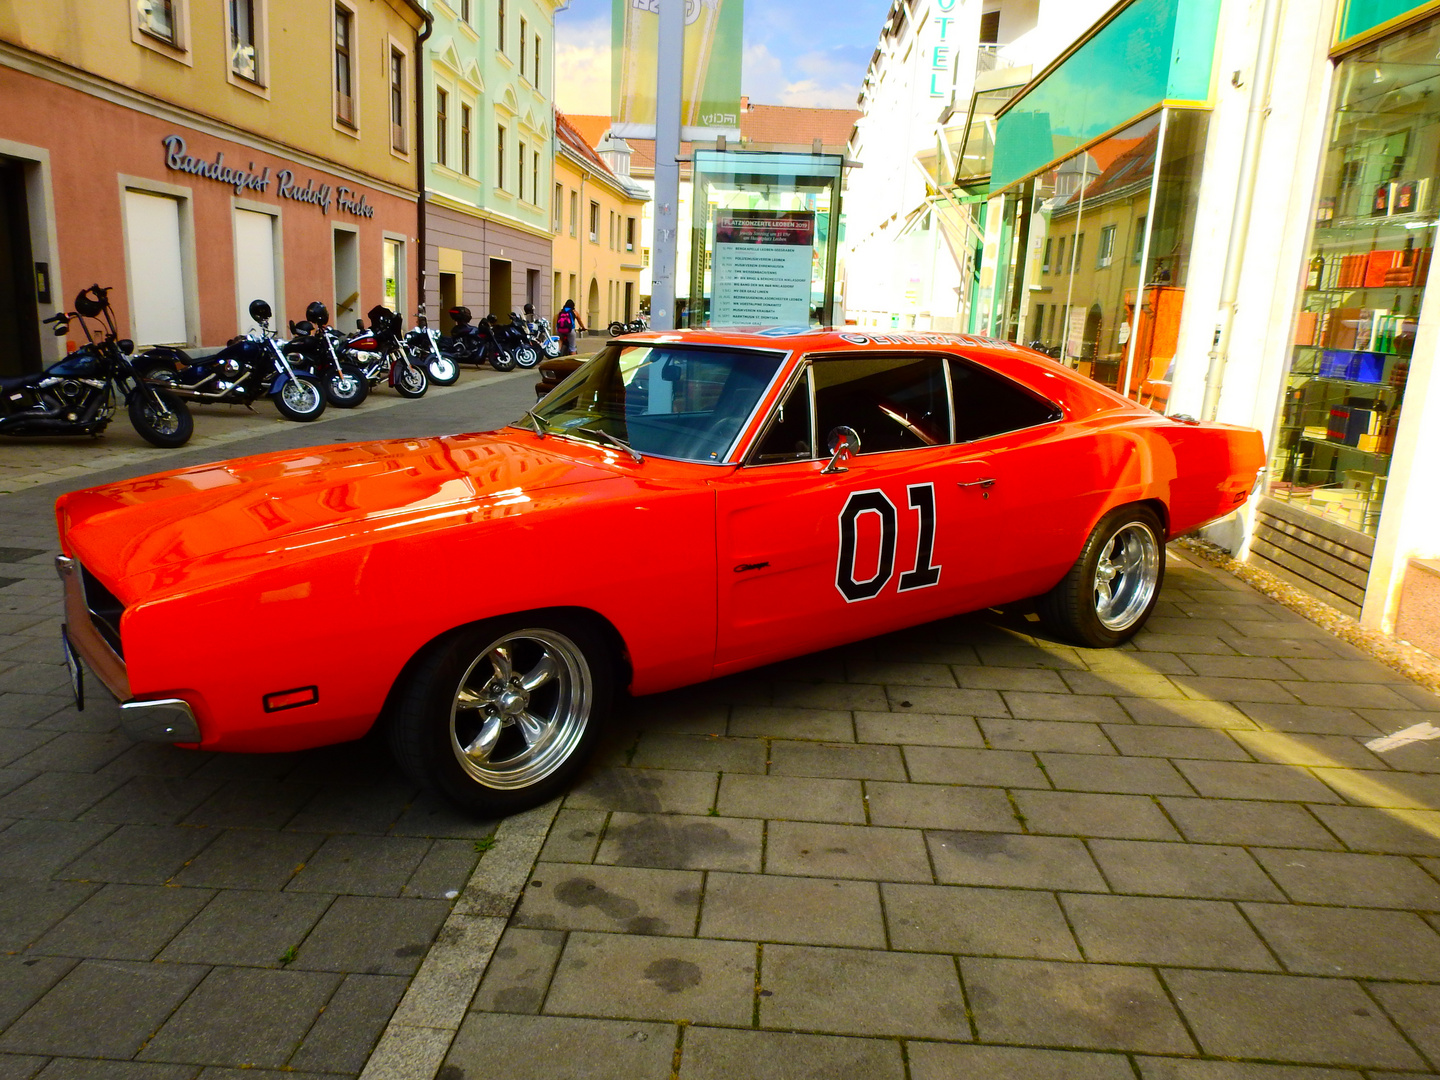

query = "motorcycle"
[[440, 307, 516, 372], [529, 314, 561, 358], [339, 306, 429, 398], [285, 301, 368, 408], [499, 313, 541, 368], [0, 284, 192, 448], [138, 299, 328, 422], [607, 314, 648, 337]]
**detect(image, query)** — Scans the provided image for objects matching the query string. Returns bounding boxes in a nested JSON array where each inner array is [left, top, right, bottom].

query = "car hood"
[[57, 431, 624, 598]]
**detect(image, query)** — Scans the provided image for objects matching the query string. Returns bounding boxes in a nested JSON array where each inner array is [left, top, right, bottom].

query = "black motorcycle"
[[138, 299, 328, 422], [441, 306, 516, 372], [0, 284, 192, 448], [285, 302, 368, 408], [340, 306, 429, 397], [607, 314, 648, 337], [404, 311, 458, 386], [501, 313, 541, 368]]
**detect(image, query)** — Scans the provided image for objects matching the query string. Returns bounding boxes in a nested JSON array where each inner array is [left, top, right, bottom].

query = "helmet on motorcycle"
[[248, 299, 272, 324], [523, 303, 535, 315], [305, 301, 330, 327], [74, 287, 105, 318]]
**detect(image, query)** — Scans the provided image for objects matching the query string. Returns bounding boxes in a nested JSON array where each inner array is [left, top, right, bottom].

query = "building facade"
[[551, 112, 648, 331], [0, 0, 427, 371], [420, 0, 556, 333]]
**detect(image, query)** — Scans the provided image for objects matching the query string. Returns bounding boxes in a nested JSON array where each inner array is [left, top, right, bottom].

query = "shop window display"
[[1270, 19, 1437, 539]]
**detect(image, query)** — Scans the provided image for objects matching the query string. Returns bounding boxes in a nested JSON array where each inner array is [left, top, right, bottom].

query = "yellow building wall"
[[552, 150, 646, 327]]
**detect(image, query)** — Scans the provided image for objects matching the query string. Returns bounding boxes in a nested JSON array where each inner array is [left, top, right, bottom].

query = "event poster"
[[711, 210, 815, 326], [611, 0, 742, 140]]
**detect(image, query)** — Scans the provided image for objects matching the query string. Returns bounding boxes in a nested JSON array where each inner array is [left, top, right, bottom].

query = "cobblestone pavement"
[[0, 369, 529, 1079]]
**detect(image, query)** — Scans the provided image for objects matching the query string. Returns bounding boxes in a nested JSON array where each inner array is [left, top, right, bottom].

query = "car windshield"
[[522, 343, 785, 463]]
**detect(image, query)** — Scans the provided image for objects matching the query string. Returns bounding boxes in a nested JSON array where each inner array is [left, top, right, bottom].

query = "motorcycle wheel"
[[128, 387, 193, 448], [513, 344, 540, 369], [489, 350, 517, 373], [607, 321, 626, 337], [325, 363, 370, 408], [274, 374, 327, 422], [543, 340, 561, 358], [393, 361, 429, 398], [427, 354, 460, 386]]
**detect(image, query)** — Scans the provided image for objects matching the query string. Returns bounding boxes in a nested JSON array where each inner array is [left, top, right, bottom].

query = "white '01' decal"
[[836, 483, 941, 603]]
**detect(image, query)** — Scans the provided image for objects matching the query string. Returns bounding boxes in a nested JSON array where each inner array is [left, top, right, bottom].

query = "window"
[[230, 0, 258, 80], [461, 103, 472, 175], [520, 18, 528, 78], [1098, 224, 1116, 268], [390, 48, 406, 152], [1073, 233, 1084, 267], [589, 201, 599, 242], [569, 191, 577, 235], [643, 247, 650, 267], [497, 0, 505, 51], [497, 125, 506, 189], [753, 370, 814, 463], [1055, 235, 1065, 272], [139, 0, 178, 42], [626, 217, 635, 252], [460, 0, 470, 21], [979, 9, 1000, 44], [532, 151, 540, 207], [1133, 216, 1146, 263], [553, 183, 563, 231], [1042, 237, 1052, 272], [813, 355, 950, 454], [535, 33, 542, 89], [950, 357, 1061, 441], [609, 211, 616, 249], [436, 89, 448, 167], [520, 141, 528, 200], [334, 5, 354, 126]]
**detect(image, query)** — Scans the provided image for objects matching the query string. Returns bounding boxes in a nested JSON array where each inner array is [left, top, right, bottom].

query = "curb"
[[359, 796, 561, 1080]]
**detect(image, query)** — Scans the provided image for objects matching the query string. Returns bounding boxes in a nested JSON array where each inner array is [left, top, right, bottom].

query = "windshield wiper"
[[576, 426, 642, 463], [519, 409, 547, 437]]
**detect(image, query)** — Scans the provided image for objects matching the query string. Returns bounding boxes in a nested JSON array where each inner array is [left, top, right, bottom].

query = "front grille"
[[79, 564, 125, 658]]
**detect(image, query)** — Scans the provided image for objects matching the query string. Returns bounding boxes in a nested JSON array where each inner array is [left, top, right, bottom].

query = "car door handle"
[[956, 478, 996, 499]]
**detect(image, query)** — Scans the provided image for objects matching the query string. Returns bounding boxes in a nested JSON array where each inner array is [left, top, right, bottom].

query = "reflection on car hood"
[[58, 432, 622, 596]]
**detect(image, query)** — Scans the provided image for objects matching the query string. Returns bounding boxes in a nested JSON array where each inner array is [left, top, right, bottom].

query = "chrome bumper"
[[56, 555, 201, 743]]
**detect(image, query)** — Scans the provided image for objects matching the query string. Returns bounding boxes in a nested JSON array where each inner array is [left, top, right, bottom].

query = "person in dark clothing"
[[556, 299, 586, 356]]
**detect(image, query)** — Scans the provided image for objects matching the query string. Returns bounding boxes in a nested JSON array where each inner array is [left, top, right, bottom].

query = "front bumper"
[[55, 555, 200, 743]]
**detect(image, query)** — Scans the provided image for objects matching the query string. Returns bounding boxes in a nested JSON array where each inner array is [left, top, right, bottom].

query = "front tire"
[[388, 614, 614, 817], [1037, 504, 1165, 648], [273, 374, 327, 422], [392, 361, 429, 398], [513, 344, 540, 369], [489, 349, 517, 372], [607, 321, 626, 337], [427, 354, 460, 386], [325, 363, 369, 408], [128, 388, 193, 448]]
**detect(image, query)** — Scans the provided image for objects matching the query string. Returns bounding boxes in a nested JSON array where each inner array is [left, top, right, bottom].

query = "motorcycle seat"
[[0, 374, 38, 392]]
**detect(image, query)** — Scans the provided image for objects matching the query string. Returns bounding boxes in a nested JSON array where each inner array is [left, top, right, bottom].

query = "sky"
[[553, 0, 893, 116]]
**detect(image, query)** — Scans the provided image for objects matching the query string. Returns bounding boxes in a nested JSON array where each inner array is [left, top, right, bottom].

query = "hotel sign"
[[161, 135, 375, 218]]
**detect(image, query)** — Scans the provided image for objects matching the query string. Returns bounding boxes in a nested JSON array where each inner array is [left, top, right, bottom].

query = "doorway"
[[124, 189, 190, 346], [233, 208, 277, 334], [489, 258, 512, 318], [333, 228, 360, 326], [586, 277, 600, 330], [439, 271, 458, 335], [0, 159, 40, 376]]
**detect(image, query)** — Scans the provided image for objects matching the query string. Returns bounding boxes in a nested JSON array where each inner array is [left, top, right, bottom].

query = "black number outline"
[[898, 482, 941, 592], [835, 490, 898, 603]]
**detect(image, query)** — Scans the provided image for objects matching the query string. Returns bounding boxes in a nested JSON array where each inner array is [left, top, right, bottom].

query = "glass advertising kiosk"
[[686, 150, 846, 328]]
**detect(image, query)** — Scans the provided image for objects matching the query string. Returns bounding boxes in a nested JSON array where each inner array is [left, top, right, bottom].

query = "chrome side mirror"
[[822, 426, 860, 474]]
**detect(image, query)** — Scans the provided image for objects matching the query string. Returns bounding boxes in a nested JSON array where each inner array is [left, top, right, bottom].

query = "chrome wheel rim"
[[1093, 522, 1160, 631], [282, 379, 320, 413], [401, 366, 424, 391], [449, 629, 591, 790], [430, 357, 457, 380], [334, 373, 360, 396], [141, 395, 181, 435]]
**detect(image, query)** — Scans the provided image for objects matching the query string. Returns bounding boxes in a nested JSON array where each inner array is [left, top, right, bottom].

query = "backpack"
[[556, 309, 573, 333]]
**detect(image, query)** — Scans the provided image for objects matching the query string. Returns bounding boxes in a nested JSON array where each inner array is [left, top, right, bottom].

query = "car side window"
[[949, 357, 1062, 442], [813, 354, 949, 455], [751, 369, 813, 464]]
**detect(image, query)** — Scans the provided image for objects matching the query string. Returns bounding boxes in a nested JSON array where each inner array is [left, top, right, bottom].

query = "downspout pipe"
[[1201, 0, 1282, 421], [412, 3, 434, 322]]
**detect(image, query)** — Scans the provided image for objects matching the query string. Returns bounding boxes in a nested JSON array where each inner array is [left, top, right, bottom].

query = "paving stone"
[[767, 741, 906, 781], [884, 882, 1078, 959], [700, 872, 884, 948], [1253, 848, 1440, 909], [716, 773, 865, 824], [57, 824, 216, 885], [975, 644, 1085, 669], [1060, 671, 1186, 699], [6, 733, 131, 774], [680, 1026, 905, 1079], [157, 889, 332, 966], [1313, 768, 1440, 810], [1235, 703, 1382, 737], [852, 711, 983, 747], [1364, 982, 1440, 1067], [0, 958, 207, 1058], [511, 862, 702, 937], [864, 781, 1019, 831], [903, 745, 1050, 788], [595, 813, 763, 872], [388, 791, 503, 839], [291, 895, 449, 975], [978, 718, 1114, 755], [1143, 617, 1237, 637], [1184, 655, 1302, 680], [92, 743, 210, 782], [1133, 634, 1237, 655], [1279, 682, 1417, 710], [847, 660, 956, 686], [282, 782, 415, 834], [565, 767, 718, 815], [1241, 903, 1440, 979], [962, 956, 1193, 1053], [1174, 760, 1344, 803], [0, 730, 59, 769], [182, 780, 317, 830], [629, 734, 768, 774], [288, 971, 407, 1073], [1160, 798, 1342, 849], [32, 882, 214, 960], [1013, 790, 1180, 840], [1135, 1061, 1362, 1080], [765, 821, 931, 882], [622, 691, 729, 735], [1088, 839, 1284, 900], [1117, 697, 1256, 729], [284, 834, 430, 896], [1084, 649, 1195, 676], [927, 831, 1107, 891], [0, 667, 68, 697], [445, 1013, 675, 1080], [1229, 732, 1385, 771], [909, 1042, 1134, 1080], [1039, 752, 1193, 796], [1001, 692, 1130, 723], [0, 954, 76, 1030], [1162, 969, 1421, 1068], [1061, 893, 1277, 969], [1103, 725, 1251, 760], [22, 1058, 203, 1078], [1169, 676, 1298, 704], [472, 926, 567, 1014], [884, 686, 1008, 717], [760, 944, 966, 1038], [138, 965, 339, 1068], [79, 776, 227, 826], [772, 682, 887, 712], [0, 770, 34, 800], [402, 837, 479, 899], [952, 666, 1069, 692], [170, 829, 323, 890], [539, 809, 609, 863], [1308, 804, 1440, 856], [189, 753, 303, 782], [0, 879, 97, 950], [545, 931, 753, 1026]]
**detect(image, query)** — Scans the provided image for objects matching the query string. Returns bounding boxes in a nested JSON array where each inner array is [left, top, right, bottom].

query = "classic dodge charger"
[[55, 328, 1264, 817]]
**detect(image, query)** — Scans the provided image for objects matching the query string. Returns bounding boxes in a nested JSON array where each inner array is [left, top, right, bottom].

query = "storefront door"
[[0, 158, 40, 377]]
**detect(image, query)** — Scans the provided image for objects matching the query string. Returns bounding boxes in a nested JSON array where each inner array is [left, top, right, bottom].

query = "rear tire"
[[607, 321, 625, 337], [273, 374, 327, 422], [128, 388, 193, 448], [388, 613, 613, 817], [1037, 504, 1165, 648]]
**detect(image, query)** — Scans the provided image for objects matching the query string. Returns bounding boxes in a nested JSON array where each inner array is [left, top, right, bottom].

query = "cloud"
[[554, 5, 612, 115], [743, 42, 859, 109]]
